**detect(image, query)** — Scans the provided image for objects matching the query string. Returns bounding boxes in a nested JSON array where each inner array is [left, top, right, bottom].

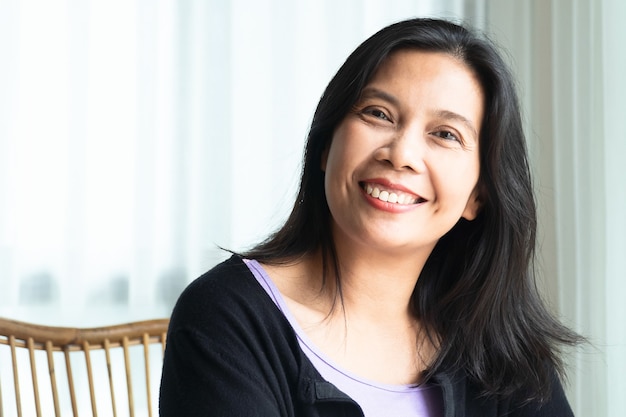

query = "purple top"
[[244, 259, 444, 417]]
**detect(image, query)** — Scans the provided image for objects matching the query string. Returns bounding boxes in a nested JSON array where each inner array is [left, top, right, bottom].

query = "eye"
[[432, 130, 461, 143], [362, 107, 392, 122]]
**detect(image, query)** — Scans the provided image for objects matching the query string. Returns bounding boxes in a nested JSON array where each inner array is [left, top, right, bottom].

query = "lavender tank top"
[[244, 259, 444, 417]]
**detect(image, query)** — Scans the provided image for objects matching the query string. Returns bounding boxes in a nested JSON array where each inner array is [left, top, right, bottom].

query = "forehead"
[[363, 49, 485, 135], [368, 49, 482, 93]]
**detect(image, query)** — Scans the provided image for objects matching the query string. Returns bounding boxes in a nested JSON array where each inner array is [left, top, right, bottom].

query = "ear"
[[461, 185, 484, 221]]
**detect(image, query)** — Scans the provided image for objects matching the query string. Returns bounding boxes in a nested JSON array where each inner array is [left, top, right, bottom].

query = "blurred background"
[[0, 0, 624, 415]]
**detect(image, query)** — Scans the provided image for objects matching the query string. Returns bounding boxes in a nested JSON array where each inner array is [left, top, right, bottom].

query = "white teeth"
[[364, 184, 418, 205]]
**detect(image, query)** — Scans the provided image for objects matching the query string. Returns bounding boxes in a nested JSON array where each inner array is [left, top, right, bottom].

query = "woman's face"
[[322, 49, 484, 258]]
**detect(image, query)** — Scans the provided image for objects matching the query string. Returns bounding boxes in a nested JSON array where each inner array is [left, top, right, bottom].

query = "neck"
[[302, 217, 434, 325], [333, 246, 429, 323], [262, 246, 437, 383], [264, 240, 433, 324]]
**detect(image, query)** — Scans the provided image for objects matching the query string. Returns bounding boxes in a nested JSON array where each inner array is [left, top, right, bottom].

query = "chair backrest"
[[0, 317, 169, 417]]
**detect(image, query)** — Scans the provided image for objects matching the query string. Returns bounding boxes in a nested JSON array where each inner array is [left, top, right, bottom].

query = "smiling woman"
[[160, 18, 582, 417], [323, 50, 483, 263]]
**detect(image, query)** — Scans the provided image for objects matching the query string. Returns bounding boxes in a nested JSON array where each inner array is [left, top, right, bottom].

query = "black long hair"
[[243, 18, 581, 403]]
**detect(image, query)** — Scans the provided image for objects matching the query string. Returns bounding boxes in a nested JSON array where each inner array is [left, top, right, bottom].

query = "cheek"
[[457, 173, 481, 209], [322, 136, 351, 180], [323, 138, 358, 213], [433, 159, 480, 206], [322, 142, 342, 203], [323, 150, 346, 198]]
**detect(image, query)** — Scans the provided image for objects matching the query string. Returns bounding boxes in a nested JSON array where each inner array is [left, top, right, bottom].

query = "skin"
[[263, 49, 484, 385]]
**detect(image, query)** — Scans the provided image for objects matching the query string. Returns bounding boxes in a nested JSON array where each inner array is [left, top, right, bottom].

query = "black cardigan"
[[159, 255, 574, 417]]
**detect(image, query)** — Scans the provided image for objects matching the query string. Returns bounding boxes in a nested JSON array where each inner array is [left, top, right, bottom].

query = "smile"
[[361, 182, 425, 205]]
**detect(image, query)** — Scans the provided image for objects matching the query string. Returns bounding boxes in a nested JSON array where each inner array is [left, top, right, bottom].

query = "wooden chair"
[[0, 317, 169, 417]]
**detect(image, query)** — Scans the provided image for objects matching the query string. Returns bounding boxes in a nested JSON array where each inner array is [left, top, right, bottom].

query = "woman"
[[160, 18, 580, 417]]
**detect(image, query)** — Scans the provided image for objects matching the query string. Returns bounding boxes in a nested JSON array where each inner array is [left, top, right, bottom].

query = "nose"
[[374, 128, 427, 173]]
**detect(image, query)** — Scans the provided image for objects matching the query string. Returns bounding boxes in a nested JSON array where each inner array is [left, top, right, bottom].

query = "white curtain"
[[485, 1, 626, 416], [0, 0, 482, 323]]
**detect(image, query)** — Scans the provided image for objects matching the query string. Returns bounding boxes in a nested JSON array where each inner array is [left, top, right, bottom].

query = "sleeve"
[[158, 267, 297, 417], [159, 326, 284, 416]]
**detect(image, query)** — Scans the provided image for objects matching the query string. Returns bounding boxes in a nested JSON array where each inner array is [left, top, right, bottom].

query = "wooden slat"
[[27, 338, 41, 417], [143, 333, 153, 417], [0, 367, 4, 417], [83, 341, 98, 417], [45, 341, 61, 417], [123, 337, 134, 417], [64, 348, 79, 417], [104, 339, 118, 417], [9, 336, 22, 417]]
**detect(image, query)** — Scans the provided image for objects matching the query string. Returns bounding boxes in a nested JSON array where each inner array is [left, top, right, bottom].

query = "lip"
[[359, 177, 426, 213], [360, 178, 424, 199]]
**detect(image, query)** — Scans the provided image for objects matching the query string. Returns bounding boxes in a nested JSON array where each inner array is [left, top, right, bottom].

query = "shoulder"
[[168, 254, 285, 339], [180, 253, 258, 299], [165, 254, 305, 375], [161, 255, 327, 415], [504, 371, 574, 417], [436, 367, 574, 417]]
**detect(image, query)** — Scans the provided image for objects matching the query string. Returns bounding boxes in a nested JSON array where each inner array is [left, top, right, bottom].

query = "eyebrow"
[[433, 109, 480, 141], [358, 87, 400, 106], [360, 87, 479, 139]]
